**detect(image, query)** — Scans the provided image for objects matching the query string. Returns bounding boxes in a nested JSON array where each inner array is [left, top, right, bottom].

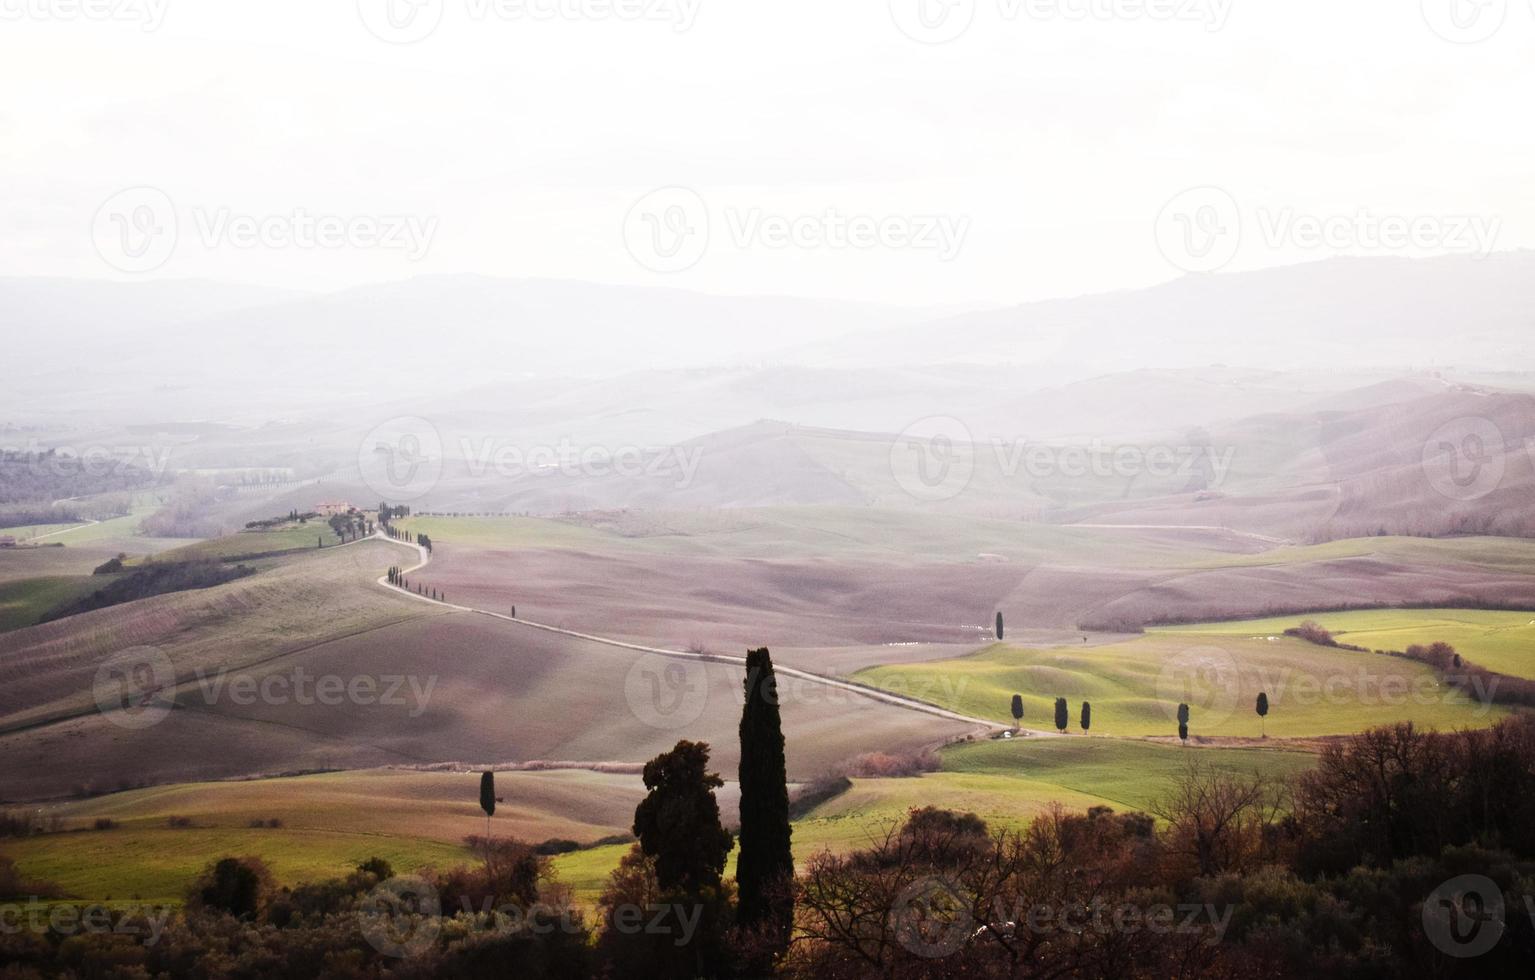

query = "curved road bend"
[[371, 531, 1018, 735]]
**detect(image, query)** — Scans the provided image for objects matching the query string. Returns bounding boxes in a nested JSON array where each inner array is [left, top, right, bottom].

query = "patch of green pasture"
[[159, 524, 345, 561], [0, 828, 470, 905], [0, 575, 103, 631], [855, 634, 1509, 737], [396, 516, 619, 552], [1186, 535, 1535, 572], [1159, 608, 1535, 680], [940, 737, 1317, 813]]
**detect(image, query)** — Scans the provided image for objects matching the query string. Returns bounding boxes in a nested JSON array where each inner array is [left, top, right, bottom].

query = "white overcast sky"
[[2, 0, 1532, 306]]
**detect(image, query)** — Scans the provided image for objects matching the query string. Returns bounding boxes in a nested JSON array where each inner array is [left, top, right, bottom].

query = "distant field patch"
[[939, 736, 1317, 813], [0, 769, 644, 904], [854, 633, 1508, 737], [0, 575, 100, 632], [162, 523, 343, 560], [1161, 608, 1535, 681], [0, 827, 469, 905]]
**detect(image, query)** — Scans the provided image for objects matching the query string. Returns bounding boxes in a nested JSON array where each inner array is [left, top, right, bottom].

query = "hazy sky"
[[3, 0, 1532, 306]]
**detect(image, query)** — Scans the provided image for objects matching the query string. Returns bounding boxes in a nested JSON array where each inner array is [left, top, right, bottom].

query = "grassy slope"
[[0, 538, 427, 732], [0, 519, 347, 634], [4, 741, 1321, 907], [1, 769, 644, 904], [939, 737, 1317, 812], [163, 523, 345, 560], [1185, 535, 1535, 571], [0, 575, 104, 631], [5, 828, 470, 905], [854, 633, 1508, 737], [1161, 608, 1535, 680]]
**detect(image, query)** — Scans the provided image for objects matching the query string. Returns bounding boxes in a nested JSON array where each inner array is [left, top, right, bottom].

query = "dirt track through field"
[[372, 531, 1017, 736]]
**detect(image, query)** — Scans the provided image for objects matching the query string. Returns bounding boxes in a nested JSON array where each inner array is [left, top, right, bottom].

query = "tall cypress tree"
[[737, 647, 794, 956]]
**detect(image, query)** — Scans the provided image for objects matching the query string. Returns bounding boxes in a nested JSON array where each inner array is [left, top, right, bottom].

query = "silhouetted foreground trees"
[[8, 719, 1535, 978], [785, 716, 1535, 979], [737, 649, 795, 967]]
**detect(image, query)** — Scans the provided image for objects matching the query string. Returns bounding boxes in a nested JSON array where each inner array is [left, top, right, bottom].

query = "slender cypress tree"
[[480, 771, 495, 820], [479, 771, 496, 874], [1256, 692, 1269, 737], [737, 648, 793, 958], [1010, 694, 1024, 727], [1054, 697, 1068, 733], [1080, 700, 1092, 733], [995, 612, 1004, 640]]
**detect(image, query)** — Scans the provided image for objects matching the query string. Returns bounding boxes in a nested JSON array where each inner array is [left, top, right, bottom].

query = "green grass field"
[[30, 497, 163, 547], [1160, 608, 1535, 680], [855, 632, 1508, 738], [1, 769, 642, 905], [939, 737, 1317, 812], [0, 522, 83, 542], [3, 740, 1323, 908], [0, 523, 344, 632], [160, 523, 345, 561], [0, 575, 104, 631], [1186, 535, 1535, 572], [2, 827, 470, 904]]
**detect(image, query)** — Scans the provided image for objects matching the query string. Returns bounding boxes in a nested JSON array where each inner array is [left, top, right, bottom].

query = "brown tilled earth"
[[0, 607, 974, 801], [406, 531, 1535, 662], [410, 546, 1026, 653]]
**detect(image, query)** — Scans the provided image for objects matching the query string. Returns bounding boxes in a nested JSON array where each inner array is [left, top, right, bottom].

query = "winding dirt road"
[[371, 530, 1017, 735]]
